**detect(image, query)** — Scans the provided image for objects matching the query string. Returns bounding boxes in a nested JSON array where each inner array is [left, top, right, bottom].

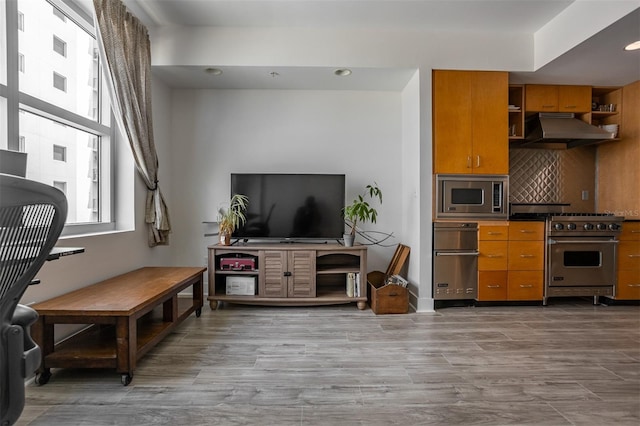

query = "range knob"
[[609, 223, 621, 231], [597, 223, 608, 230], [553, 223, 564, 231], [583, 223, 594, 230], [567, 223, 577, 230]]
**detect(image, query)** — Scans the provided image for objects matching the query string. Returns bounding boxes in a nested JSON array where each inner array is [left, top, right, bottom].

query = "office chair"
[[0, 173, 67, 426]]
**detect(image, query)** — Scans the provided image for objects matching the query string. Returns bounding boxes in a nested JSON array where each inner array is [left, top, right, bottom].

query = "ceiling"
[[122, 0, 640, 90]]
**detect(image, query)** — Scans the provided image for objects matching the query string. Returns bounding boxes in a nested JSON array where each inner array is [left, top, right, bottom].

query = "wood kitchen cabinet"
[[525, 84, 591, 113], [477, 221, 544, 302], [478, 223, 509, 301], [508, 84, 524, 140], [433, 70, 509, 174], [614, 221, 640, 300], [506, 222, 544, 301]]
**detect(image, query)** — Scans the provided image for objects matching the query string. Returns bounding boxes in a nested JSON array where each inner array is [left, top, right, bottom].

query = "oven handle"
[[548, 239, 618, 244], [435, 251, 479, 256]]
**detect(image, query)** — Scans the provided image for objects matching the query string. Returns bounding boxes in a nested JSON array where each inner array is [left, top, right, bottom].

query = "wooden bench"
[[31, 266, 206, 386]]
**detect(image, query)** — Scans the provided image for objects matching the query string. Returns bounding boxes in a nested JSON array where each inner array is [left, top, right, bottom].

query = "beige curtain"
[[93, 0, 170, 246]]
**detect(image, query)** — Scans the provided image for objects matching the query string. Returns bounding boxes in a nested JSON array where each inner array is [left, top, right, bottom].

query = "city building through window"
[[1, 0, 115, 232]]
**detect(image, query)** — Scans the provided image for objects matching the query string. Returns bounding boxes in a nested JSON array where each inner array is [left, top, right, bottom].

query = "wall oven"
[[436, 174, 508, 219], [433, 222, 478, 300]]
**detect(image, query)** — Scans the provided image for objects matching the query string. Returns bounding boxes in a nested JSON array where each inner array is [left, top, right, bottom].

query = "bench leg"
[[115, 316, 136, 385]]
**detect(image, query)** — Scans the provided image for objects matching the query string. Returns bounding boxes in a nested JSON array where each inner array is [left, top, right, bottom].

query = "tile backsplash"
[[509, 147, 596, 212]]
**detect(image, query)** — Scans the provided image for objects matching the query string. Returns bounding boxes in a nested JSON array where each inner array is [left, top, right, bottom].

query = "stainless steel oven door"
[[547, 237, 618, 287], [433, 251, 478, 299]]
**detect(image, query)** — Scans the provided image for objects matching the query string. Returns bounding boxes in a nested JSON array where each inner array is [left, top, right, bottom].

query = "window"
[[53, 180, 66, 193], [53, 35, 66, 57], [52, 6, 65, 22], [53, 144, 66, 161], [2, 0, 116, 234], [52, 71, 66, 91]]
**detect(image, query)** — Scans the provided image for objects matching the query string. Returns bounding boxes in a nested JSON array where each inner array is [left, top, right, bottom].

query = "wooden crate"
[[368, 276, 409, 314]]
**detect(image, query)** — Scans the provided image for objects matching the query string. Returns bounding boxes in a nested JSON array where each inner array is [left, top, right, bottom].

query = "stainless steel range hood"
[[518, 113, 616, 149]]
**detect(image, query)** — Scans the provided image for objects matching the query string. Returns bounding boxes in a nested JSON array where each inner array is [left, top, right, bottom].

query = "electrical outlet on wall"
[[582, 190, 589, 201]]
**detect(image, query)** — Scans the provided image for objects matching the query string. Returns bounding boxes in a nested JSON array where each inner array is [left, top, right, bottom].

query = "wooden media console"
[[208, 243, 368, 309]]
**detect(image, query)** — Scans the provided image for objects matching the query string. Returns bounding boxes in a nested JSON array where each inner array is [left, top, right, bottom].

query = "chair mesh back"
[[0, 204, 56, 300], [0, 174, 67, 323]]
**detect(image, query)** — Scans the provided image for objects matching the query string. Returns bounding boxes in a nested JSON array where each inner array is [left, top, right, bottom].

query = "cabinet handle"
[[628, 254, 640, 258], [631, 230, 640, 233], [519, 284, 533, 288], [627, 284, 640, 287], [519, 254, 534, 258], [486, 254, 503, 258], [487, 285, 502, 288], [476, 156, 481, 168], [467, 156, 472, 168], [519, 230, 534, 233], [283, 271, 292, 277], [487, 232, 503, 236], [564, 105, 577, 108]]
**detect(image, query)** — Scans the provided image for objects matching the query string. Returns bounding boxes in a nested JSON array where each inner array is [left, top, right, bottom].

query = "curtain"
[[93, 0, 170, 246]]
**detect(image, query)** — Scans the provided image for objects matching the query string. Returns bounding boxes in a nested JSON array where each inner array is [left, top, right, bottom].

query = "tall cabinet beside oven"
[[433, 70, 509, 175], [615, 221, 640, 300]]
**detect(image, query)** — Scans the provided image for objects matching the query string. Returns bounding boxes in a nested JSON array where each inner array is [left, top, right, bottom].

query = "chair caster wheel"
[[35, 370, 51, 385], [121, 373, 132, 386]]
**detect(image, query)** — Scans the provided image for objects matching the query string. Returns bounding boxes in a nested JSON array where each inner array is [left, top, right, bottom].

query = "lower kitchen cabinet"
[[614, 222, 640, 300], [508, 270, 544, 301], [478, 270, 508, 300], [477, 221, 544, 302]]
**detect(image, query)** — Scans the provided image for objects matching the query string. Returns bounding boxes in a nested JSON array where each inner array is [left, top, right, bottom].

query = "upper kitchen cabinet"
[[508, 85, 524, 140], [589, 87, 622, 131], [433, 70, 509, 174], [525, 84, 591, 113]]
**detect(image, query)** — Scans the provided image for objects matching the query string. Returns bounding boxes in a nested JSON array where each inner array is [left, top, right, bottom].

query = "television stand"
[[208, 243, 367, 310]]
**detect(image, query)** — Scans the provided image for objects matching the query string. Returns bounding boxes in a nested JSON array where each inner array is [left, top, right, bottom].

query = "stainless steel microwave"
[[436, 174, 508, 219]]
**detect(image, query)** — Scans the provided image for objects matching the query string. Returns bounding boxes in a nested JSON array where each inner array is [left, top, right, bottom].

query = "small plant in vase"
[[343, 183, 382, 247], [218, 194, 249, 245]]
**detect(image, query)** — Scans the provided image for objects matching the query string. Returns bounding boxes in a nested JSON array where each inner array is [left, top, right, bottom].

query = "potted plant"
[[343, 183, 382, 247], [218, 194, 249, 245]]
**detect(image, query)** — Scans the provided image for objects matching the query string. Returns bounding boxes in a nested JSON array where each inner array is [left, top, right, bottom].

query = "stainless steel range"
[[545, 213, 623, 304]]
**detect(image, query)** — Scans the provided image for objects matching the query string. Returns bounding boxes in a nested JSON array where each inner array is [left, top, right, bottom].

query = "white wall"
[[167, 88, 405, 274], [151, 25, 535, 312]]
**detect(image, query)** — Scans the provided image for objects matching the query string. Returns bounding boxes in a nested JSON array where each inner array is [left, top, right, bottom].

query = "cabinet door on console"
[[260, 250, 316, 298], [261, 250, 288, 297], [287, 250, 316, 298]]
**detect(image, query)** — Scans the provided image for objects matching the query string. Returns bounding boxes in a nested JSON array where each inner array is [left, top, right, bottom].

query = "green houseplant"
[[218, 194, 249, 245], [343, 183, 382, 247]]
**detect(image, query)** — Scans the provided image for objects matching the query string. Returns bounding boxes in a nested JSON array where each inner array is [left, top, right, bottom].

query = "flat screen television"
[[231, 173, 345, 241]]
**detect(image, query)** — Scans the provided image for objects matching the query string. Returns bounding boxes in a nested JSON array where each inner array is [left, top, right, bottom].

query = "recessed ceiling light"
[[334, 68, 352, 77], [624, 41, 640, 51], [204, 67, 223, 75]]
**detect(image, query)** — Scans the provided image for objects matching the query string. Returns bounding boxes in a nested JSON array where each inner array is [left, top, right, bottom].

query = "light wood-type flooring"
[[17, 298, 640, 425]]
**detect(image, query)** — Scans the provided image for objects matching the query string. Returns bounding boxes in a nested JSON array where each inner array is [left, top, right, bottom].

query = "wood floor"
[[18, 298, 640, 425]]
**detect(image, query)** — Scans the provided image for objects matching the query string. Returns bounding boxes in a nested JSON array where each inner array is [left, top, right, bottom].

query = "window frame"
[[52, 143, 66, 161], [53, 34, 67, 57], [2, 0, 117, 236], [52, 71, 67, 91]]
